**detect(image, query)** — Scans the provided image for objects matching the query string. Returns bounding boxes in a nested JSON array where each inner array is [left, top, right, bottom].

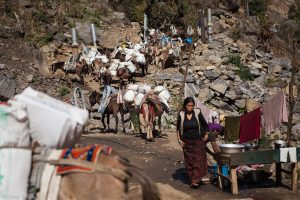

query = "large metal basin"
[[274, 140, 288, 149], [218, 144, 245, 154]]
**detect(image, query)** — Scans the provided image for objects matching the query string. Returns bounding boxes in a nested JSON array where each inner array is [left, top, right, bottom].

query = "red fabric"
[[56, 145, 112, 175], [141, 104, 146, 119], [149, 104, 156, 119], [182, 139, 208, 184], [239, 108, 261, 144]]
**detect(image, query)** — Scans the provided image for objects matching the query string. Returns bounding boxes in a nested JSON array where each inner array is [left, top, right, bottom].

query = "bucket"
[[210, 164, 228, 178]]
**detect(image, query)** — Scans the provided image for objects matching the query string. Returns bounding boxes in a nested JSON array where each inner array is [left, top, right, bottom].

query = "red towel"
[[239, 108, 261, 144]]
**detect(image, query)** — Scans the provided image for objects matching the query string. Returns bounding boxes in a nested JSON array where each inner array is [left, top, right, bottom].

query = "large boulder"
[[0, 74, 16, 99], [245, 99, 261, 113], [292, 123, 300, 140], [210, 78, 228, 94]]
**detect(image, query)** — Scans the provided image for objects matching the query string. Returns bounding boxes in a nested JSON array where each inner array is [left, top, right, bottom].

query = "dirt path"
[[78, 131, 300, 200]]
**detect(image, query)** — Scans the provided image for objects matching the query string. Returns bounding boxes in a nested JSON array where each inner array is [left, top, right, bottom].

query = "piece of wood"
[[230, 149, 280, 166], [230, 148, 300, 166], [291, 163, 298, 192], [276, 163, 282, 186], [216, 172, 231, 181], [217, 164, 223, 190], [281, 168, 291, 175], [230, 167, 238, 195]]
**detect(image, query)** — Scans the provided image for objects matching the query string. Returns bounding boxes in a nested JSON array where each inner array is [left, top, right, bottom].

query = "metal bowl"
[[218, 144, 245, 154], [274, 140, 288, 149], [245, 143, 259, 151]]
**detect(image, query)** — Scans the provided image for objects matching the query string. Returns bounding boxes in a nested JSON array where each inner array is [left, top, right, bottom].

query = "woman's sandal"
[[190, 182, 200, 189]]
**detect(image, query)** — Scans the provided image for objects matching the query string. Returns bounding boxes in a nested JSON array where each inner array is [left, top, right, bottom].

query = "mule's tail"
[[119, 158, 161, 200]]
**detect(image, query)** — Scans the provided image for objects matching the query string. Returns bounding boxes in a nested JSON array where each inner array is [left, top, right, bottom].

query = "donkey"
[[51, 59, 89, 84], [116, 67, 134, 84], [89, 91, 126, 133], [139, 94, 168, 142], [33, 145, 161, 200]]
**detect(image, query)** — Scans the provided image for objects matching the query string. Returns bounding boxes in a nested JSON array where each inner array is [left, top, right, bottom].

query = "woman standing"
[[177, 97, 209, 188]]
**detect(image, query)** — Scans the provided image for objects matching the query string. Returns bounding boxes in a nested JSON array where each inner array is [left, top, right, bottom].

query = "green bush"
[[229, 26, 243, 42], [227, 54, 255, 81], [59, 86, 70, 97], [258, 134, 272, 150]]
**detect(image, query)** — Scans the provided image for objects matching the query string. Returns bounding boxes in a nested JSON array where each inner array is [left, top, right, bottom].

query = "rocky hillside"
[[1, 0, 300, 143]]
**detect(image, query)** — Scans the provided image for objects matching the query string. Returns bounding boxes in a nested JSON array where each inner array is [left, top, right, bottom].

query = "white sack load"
[[99, 67, 107, 74], [109, 62, 119, 71], [126, 62, 137, 73], [125, 54, 132, 62], [118, 62, 127, 69], [149, 29, 156, 36], [154, 86, 165, 93], [134, 52, 146, 64], [123, 90, 137, 102], [127, 84, 139, 91], [99, 55, 109, 64], [0, 148, 32, 200], [134, 93, 145, 106], [158, 89, 171, 100], [160, 97, 171, 112], [0, 101, 30, 148], [124, 48, 135, 56], [110, 71, 117, 76], [112, 59, 120, 64], [134, 44, 143, 52], [15, 87, 89, 148], [138, 85, 152, 94]]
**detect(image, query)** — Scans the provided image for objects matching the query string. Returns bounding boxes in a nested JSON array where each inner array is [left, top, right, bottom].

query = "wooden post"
[[276, 162, 282, 186], [287, 41, 297, 145], [217, 163, 223, 190], [230, 167, 238, 194], [179, 45, 193, 97], [291, 163, 298, 192]]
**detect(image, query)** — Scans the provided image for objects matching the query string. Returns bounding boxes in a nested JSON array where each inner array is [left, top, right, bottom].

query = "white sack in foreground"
[[15, 87, 89, 148], [0, 148, 32, 200], [0, 100, 30, 148]]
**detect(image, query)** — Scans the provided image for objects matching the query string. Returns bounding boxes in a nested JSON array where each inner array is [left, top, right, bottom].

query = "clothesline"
[[194, 90, 288, 144]]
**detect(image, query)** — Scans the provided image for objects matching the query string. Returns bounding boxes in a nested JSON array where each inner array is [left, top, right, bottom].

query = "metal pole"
[[90, 24, 97, 46], [144, 13, 148, 43], [71, 28, 78, 47], [207, 8, 212, 43]]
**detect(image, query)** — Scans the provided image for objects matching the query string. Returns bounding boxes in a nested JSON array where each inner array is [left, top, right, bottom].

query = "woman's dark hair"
[[183, 97, 195, 110]]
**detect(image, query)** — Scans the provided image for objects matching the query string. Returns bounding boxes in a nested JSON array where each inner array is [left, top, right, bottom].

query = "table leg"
[[230, 167, 238, 195], [291, 163, 298, 192], [217, 164, 223, 190], [276, 163, 282, 186]]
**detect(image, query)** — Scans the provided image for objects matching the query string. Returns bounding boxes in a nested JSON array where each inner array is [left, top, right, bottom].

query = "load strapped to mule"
[[0, 87, 160, 200]]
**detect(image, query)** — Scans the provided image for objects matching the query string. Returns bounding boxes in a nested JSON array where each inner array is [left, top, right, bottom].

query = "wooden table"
[[212, 148, 300, 195]]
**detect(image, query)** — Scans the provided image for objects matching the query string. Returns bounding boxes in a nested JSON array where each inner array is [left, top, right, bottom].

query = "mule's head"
[[89, 90, 100, 108], [102, 72, 112, 85]]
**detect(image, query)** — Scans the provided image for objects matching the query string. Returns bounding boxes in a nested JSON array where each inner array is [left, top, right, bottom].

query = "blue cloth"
[[184, 37, 193, 44], [161, 36, 171, 46], [98, 85, 117, 113]]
